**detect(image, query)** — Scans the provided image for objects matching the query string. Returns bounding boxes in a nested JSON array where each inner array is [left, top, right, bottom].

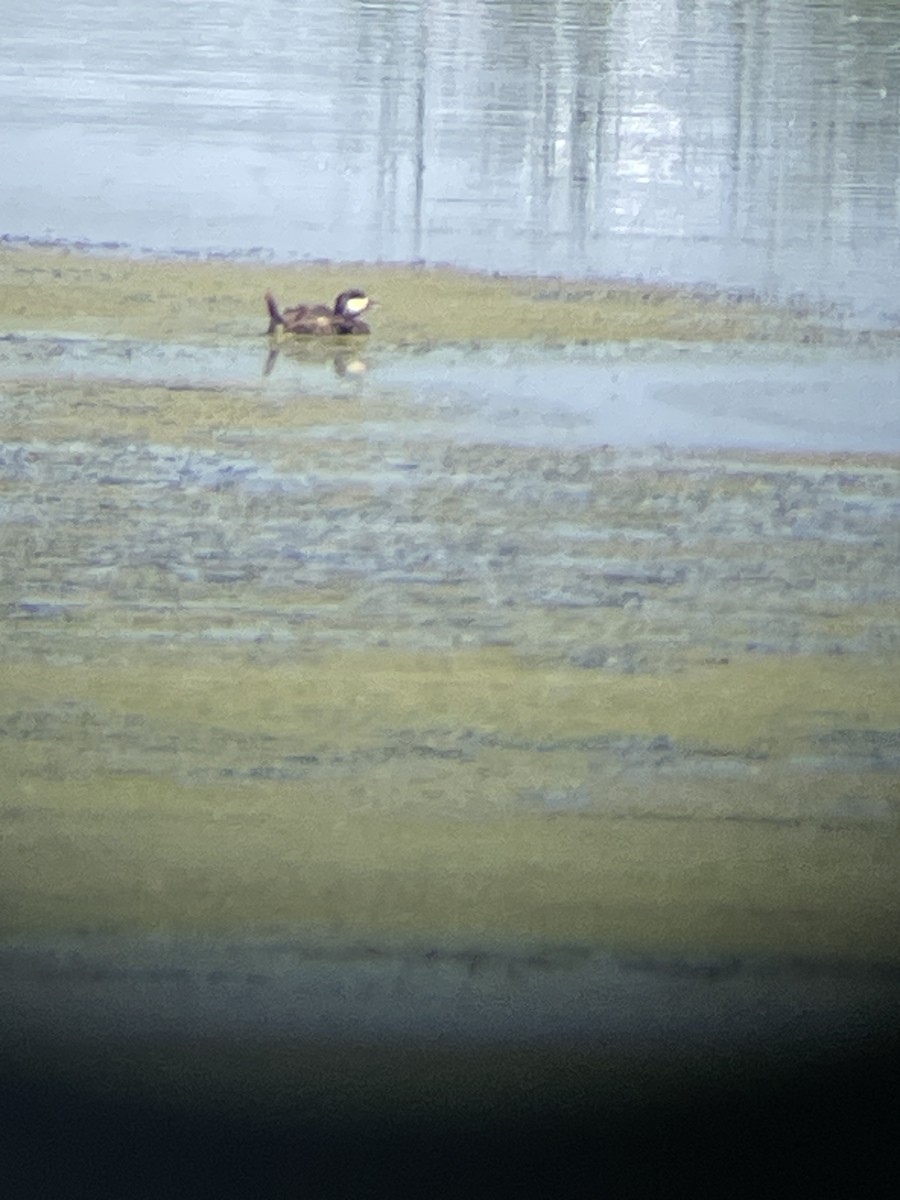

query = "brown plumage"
[[265, 289, 371, 336]]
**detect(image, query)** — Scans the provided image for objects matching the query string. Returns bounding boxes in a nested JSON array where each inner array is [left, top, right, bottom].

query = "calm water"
[[4, 334, 899, 452], [3, 0, 900, 323]]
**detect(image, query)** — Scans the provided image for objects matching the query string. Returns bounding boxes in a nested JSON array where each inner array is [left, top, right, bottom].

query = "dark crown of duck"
[[265, 289, 372, 335]]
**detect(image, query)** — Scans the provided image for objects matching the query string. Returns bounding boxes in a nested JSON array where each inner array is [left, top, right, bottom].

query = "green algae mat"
[[2, 244, 899, 965]]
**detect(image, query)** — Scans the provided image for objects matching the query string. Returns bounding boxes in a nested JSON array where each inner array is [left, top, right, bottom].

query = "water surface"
[[3, 331, 898, 453], [3, 0, 899, 320]]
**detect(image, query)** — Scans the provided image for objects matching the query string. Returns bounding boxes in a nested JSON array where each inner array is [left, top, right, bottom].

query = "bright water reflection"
[[2, 0, 899, 321]]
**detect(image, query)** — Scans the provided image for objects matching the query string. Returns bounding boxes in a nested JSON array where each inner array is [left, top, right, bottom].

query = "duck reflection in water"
[[263, 287, 372, 377], [262, 342, 369, 379]]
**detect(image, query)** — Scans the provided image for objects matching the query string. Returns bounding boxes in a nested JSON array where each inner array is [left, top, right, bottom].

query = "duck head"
[[333, 290, 371, 319]]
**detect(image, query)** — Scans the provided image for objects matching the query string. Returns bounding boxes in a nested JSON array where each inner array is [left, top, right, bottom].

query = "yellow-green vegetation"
[[1, 241, 826, 344], [5, 647, 899, 749], [0, 379, 413, 447], [2, 241, 899, 969], [1, 647, 899, 960]]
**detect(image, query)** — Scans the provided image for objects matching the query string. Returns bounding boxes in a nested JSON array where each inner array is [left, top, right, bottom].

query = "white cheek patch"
[[345, 295, 370, 317]]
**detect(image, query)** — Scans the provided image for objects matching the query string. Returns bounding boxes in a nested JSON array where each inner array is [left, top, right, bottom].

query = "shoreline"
[[1, 238, 852, 346]]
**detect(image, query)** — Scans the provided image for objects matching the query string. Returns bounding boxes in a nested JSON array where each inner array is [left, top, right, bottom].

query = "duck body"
[[265, 289, 371, 336]]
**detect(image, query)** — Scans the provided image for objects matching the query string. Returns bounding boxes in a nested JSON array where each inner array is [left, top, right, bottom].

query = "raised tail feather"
[[265, 290, 284, 334]]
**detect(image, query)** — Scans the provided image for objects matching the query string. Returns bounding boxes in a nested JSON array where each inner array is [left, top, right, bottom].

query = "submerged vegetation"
[[1, 241, 898, 966]]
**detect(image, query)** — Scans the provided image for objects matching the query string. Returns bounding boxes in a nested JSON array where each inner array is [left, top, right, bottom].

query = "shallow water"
[[3, 317, 900, 1135], [2, 0, 899, 321], [3, 332, 899, 453]]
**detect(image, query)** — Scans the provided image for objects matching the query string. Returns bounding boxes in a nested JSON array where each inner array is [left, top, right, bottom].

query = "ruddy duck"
[[265, 289, 371, 336]]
